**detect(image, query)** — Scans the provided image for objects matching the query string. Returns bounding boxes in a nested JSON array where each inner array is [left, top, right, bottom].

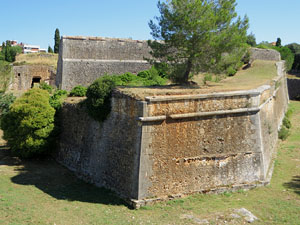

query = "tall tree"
[[48, 46, 54, 53], [148, 0, 249, 83], [276, 38, 282, 47], [54, 28, 60, 54]]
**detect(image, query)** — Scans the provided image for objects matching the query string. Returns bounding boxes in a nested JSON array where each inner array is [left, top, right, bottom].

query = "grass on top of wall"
[[0, 101, 300, 224]]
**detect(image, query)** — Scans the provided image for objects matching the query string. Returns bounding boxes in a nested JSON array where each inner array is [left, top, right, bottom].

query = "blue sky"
[[1, 0, 299, 49]]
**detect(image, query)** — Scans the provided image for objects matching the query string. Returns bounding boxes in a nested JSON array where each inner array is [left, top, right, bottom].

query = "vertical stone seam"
[[137, 101, 148, 200]]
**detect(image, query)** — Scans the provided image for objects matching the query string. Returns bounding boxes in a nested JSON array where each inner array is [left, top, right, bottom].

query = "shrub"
[[49, 89, 68, 110], [278, 127, 290, 141], [0, 88, 55, 158], [282, 116, 291, 129], [0, 92, 16, 117], [86, 75, 116, 122], [203, 74, 212, 85], [39, 81, 53, 93], [69, 85, 87, 97], [137, 66, 166, 85], [85, 69, 167, 121]]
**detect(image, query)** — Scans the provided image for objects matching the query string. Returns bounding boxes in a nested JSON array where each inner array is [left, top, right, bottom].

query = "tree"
[[48, 46, 54, 53], [2, 41, 22, 62], [246, 33, 256, 47], [276, 38, 282, 47], [1, 88, 55, 158], [54, 28, 60, 53], [148, 0, 249, 83]]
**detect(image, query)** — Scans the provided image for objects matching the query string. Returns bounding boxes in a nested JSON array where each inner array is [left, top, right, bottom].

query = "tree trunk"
[[183, 59, 192, 83]]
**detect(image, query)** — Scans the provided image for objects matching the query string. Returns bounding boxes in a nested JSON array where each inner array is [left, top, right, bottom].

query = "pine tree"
[[54, 28, 60, 54], [148, 0, 249, 83]]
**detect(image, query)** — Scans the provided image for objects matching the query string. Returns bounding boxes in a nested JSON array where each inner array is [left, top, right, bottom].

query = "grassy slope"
[[0, 101, 300, 224], [14, 53, 58, 69]]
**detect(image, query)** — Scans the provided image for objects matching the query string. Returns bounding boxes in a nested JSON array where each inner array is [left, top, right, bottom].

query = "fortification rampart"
[[250, 48, 281, 62], [56, 61, 288, 208], [56, 36, 152, 90], [56, 36, 281, 91]]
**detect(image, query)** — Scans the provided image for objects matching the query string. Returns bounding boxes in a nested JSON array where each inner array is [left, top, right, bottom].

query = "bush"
[[278, 127, 290, 141], [85, 68, 167, 121], [39, 81, 53, 93], [49, 89, 68, 110], [0, 88, 55, 158], [282, 116, 291, 129], [86, 75, 116, 122], [0, 93, 16, 121], [69, 85, 87, 97], [274, 46, 294, 72]]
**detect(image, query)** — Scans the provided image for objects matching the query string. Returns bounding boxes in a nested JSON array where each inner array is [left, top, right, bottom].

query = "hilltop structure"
[[54, 35, 289, 208], [56, 36, 152, 90]]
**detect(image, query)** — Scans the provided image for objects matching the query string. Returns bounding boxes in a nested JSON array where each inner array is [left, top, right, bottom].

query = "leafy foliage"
[[279, 110, 293, 141], [86, 68, 166, 121], [0, 88, 55, 158], [0, 60, 13, 92], [148, 0, 249, 83], [86, 75, 116, 122], [246, 33, 256, 47], [0, 92, 16, 118], [69, 85, 87, 97], [274, 46, 294, 71], [286, 43, 300, 71], [49, 89, 68, 110], [1, 41, 22, 62], [39, 81, 53, 93]]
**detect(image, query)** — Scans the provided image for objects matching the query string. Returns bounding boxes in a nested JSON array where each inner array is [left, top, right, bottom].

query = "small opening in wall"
[[31, 77, 41, 88], [18, 73, 21, 77]]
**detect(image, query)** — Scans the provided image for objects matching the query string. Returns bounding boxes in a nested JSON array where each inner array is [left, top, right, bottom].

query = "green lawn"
[[1, 101, 300, 224]]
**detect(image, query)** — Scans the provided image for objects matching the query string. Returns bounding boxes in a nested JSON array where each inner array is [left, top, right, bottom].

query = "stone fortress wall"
[[56, 36, 152, 91], [56, 36, 283, 91], [9, 65, 56, 91], [56, 58, 289, 208]]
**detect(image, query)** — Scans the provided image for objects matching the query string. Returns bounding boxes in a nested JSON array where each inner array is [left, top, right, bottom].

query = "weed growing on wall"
[[0, 88, 55, 158]]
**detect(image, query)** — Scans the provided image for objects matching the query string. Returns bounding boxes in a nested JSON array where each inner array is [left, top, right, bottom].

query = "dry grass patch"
[[14, 53, 58, 69]]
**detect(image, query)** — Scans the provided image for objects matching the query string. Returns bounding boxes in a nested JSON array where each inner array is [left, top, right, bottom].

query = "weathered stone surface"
[[56, 36, 152, 90], [56, 58, 288, 207], [9, 65, 56, 91], [250, 48, 281, 62]]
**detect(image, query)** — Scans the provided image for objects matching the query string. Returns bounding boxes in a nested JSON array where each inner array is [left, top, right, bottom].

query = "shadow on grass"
[[0, 145, 129, 208], [284, 176, 300, 195]]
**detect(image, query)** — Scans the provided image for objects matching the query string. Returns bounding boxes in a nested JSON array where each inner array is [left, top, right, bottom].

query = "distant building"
[[7, 40, 46, 54], [22, 44, 40, 54]]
